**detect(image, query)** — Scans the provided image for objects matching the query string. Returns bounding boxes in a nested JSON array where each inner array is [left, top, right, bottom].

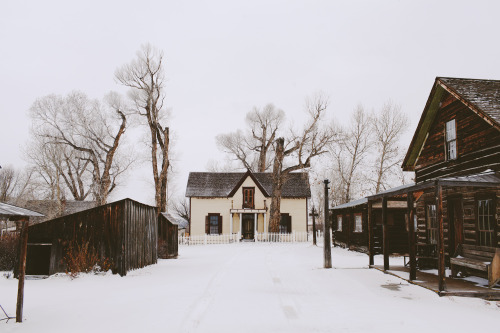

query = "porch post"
[[368, 200, 374, 266], [407, 192, 417, 281], [230, 213, 233, 235], [436, 181, 446, 291], [382, 196, 389, 271], [239, 213, 242, 239], [264, 213, 267, 235], [254, 213, 257, 240]]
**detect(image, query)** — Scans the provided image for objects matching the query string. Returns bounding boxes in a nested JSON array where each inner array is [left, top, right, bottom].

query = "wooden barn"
[[26, 198, 159, 276], [367, 77, 500, 291], [331, 196, 409, 254]]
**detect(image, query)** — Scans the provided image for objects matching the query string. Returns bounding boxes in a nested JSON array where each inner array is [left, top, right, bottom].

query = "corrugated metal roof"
[[186, 172, 311, 198], [0, 202, 44, 217]]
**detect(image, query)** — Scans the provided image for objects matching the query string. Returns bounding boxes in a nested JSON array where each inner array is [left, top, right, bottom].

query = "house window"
[[445, 119, 457, 160], [337, 215, 342, 232], [426, 204, 437, 244], [354, 214, 362, 233], [206, 214, 222, 235], [478, 199, 495, 246], [280, 213, 291, 233], [243, 187, 255, 209]]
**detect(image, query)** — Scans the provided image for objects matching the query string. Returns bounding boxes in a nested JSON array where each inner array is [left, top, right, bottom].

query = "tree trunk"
[[269, 138, 284, 232]]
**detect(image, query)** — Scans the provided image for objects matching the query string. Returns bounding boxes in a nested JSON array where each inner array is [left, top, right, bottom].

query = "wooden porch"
[[371, 264, 500, 300]]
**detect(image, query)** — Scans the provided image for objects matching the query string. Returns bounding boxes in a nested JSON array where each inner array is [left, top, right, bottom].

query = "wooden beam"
[[16, 220, 29, 323], [309, 207, 319, 246], [368, 200, 374, 266], [407, 192, 416, 281], [436, 181, 446, 291], [323, 180, 332, 268], [382, 196, 389, 271]]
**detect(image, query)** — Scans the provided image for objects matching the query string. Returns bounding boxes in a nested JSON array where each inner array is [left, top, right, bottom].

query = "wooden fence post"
[[323, 179, 332, 268]]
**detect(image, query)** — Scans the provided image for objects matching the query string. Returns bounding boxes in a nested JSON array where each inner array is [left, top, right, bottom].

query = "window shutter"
[[205, 216, 209, 234], [218, 215, 223, 234], [288, 215, 292, 233]]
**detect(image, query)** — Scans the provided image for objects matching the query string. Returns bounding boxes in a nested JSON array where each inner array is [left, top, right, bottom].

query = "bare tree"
[[216, 104, 285, 172], [29, 91, 131, 206], [172, 197, 189, 224], [115, 44, 169, 213], [268, 94, 337, 232], [330, 105, 372, 203], [371, 101, 409, 193], [0, 166, 34, 204]]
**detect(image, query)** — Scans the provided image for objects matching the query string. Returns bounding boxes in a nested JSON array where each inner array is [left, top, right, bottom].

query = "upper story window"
[[243, 187, 255, 209], [445, 119, 457, 160]]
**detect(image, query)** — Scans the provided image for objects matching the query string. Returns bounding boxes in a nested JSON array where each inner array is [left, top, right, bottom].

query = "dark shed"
[[158, 213, 179, 259], [27, 198, 158, 276]]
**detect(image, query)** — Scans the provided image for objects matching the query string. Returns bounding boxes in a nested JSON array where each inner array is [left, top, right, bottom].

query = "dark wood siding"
[[27, 199, 158, 276], [415, 92, 500, 182], [158, 215, 178, 259]]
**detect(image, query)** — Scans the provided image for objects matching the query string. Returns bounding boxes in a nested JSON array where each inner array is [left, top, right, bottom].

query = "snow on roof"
[[186, 172, 311, 198], [331, 198, 368, 210], [0, 202, 44, 218], [161, 212, 189, 229]]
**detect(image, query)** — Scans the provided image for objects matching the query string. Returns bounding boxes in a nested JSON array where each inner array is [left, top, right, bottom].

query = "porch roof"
[[0, 202, 44, 219], [367, 171, 500, 201]]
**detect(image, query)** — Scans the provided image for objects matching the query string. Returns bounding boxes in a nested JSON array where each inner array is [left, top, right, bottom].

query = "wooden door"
[[448, 198, 464, 256], [242, 214, 254, 239]]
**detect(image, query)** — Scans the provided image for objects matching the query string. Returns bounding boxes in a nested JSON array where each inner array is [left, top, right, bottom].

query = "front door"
[[448, 198, 464, 256], [242, 214, 254, 240]]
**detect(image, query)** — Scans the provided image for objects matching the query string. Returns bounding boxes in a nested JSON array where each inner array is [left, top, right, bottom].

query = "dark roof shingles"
[[438, 77, 500, 125], [186, 172, 311, 198]]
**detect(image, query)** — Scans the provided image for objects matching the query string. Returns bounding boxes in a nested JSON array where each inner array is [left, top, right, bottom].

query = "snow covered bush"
[[0, 233, 18, 271], [63, 239, 112, 278]]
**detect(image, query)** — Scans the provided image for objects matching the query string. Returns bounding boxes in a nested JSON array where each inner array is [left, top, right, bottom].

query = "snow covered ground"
[[1, 243, 499, 332]]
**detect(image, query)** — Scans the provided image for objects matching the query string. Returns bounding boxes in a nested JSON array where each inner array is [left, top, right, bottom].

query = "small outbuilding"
[[26, 198, 159, 276], [158, 213, 179, 259]]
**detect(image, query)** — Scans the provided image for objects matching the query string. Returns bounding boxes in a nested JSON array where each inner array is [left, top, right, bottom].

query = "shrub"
[[63, 239, 113, 278], [0, 233, 19, 271]]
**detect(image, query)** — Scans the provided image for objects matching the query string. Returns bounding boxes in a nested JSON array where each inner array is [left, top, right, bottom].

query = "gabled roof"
[[403, 77, 500, 171], [186, 171, 311, 198], [0, 202, 44, 218]]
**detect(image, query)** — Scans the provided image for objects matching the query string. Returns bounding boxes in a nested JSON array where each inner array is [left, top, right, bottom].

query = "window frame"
[[476, 194, 496, 247], [426, 204, 437, 245], [337, 215, 343, 232], [242, 187, 255, 209], [353, 213, 363, 233], [206, 213, 222, 235], [445, 119, 457, 160]]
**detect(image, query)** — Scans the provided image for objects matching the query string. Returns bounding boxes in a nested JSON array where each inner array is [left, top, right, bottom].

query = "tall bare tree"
[[0, 165, 34, 204], [371, 101, 409, 193], [268, 94, 336, 232], [29, 91, 130, 206], [330, 105, 372, 203], [115, 44, 169, 213], [216, 104, 284, 172]]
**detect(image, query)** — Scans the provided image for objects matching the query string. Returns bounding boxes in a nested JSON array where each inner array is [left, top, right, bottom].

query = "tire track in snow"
[[179, 248, 243, 333]]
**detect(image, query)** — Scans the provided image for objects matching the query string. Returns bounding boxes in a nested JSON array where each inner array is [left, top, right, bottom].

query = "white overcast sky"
[[1, 0, 500, 205]]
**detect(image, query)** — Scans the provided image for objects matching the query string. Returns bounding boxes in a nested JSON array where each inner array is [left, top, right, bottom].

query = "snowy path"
[[1, 244, 499, 332]]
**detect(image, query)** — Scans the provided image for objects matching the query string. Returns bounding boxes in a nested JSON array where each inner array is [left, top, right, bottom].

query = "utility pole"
[[309, 207, 319, 246], [323, 179, 332, 268]]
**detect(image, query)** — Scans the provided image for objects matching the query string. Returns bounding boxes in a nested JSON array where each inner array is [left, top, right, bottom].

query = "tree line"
[[1, 44, 171, 215]]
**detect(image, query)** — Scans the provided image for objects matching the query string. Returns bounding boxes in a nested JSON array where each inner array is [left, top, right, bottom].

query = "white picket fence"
[[179, 231, 324, 245]]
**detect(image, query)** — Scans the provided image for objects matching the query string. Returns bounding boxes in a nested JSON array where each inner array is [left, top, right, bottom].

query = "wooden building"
[[26, 198, 159, 276], [159, 213, 179, 259], [186, 170, 310, 239], [331, 197, 408, 254], [367, 77, 500, 290]]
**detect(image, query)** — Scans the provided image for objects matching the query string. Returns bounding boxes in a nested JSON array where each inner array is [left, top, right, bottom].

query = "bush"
[[63, 239, 113, 278], [0, 233, 19, 271]]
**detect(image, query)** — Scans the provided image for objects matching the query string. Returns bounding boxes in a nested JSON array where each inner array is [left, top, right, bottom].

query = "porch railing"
[[179, 231, 323, 245]]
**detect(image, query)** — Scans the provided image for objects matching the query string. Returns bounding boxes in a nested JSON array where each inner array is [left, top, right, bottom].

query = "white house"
[[185, 170, 311, 239]]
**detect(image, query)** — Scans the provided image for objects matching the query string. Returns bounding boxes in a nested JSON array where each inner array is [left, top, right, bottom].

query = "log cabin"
[[185, 170, 310, 240], [367, 77, 500, 290]]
